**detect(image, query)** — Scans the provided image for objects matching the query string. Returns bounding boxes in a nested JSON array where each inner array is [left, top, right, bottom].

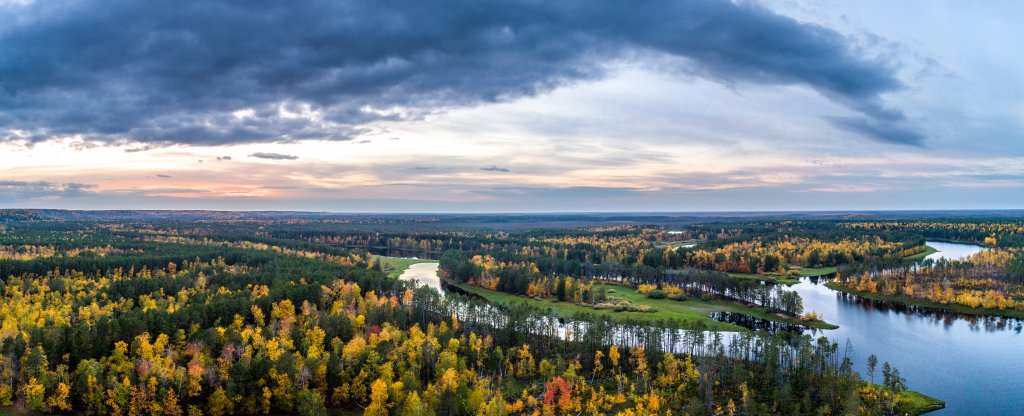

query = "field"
[[726, 272, 802, 285], [902, 245, 939, 260], [715, 266, 839, 286], [899, 389, 946, 415], [447, 280, 838, 331], [793, 266, 839, 276]]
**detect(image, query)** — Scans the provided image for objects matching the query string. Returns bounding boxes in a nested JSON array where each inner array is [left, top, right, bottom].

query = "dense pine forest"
[[1, 210, 1019, 415]]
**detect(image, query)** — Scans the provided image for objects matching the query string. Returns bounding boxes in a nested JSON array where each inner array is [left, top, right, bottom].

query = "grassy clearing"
[[720, 266, 835, 286], [373, 255, 435, 279], [903, 245, 939, 261], [792, 266, 838, 276], [825, 282, 1024, 320], [898, 389, 946, 415], [448, 280, 837, 331], [727, 272, 802, 285], [448, 280, 743, 331], [610, 285, 838, 330]]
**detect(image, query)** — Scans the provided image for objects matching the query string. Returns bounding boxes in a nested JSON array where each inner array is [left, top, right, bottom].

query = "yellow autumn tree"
[[364, 379, 389, 416], [48, 382, 72, 412], [163, 388, 183, 416], [23, 377, 46, 411], [207, 386, 234, 416]]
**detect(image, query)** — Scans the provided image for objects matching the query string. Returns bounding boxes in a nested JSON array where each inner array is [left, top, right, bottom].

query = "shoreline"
[[897, 388, 946, 415], [373, 255, 436, 279], [825, 281, 1024, 320]]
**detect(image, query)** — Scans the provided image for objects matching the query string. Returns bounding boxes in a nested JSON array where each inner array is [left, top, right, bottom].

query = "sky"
[[0, 0, 1022, 212]]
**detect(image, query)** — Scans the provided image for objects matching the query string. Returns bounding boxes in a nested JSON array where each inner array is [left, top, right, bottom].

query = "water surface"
[[795, 241, 1020, 415], [398, 262, 442, 292], [923, 240, 987, 262]]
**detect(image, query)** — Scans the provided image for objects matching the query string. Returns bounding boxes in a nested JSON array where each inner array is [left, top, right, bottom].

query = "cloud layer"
[[0, 0, 916, 146], [0, 181, 95, 203], [250, 152, 298, 160]]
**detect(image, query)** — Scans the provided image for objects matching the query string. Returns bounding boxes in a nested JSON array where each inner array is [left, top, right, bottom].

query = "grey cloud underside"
[[0, 181, 96, 202], [249, 152, 298, 160], [0, 0, 917, 146], [828, 117, 924, 146]]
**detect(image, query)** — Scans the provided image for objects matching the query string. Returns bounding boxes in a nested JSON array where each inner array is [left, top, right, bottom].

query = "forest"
[[0, 211, 1012, 415]]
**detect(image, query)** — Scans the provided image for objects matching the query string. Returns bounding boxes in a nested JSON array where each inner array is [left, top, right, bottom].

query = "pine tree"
[[555, 276, 567, 301]]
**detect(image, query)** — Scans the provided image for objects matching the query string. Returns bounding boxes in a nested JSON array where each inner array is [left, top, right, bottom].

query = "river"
[[922, 240, 988, 262], [399, 262, 443, 292], [794, 241, 1023, 415], [399, 242, 1022, 415]]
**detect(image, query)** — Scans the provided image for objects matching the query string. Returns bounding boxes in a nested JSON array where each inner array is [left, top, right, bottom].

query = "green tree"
[[207, 386, 235, 416], [866, 354, 878, 384], [555, 276, 567, 301], [296, 389, 328, 416], [400, 391, 430, 416]]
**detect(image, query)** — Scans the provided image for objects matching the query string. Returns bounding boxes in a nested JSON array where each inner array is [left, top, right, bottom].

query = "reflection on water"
[[827, 288, 1024, 333], [707, 311, 807, 334], [438, 279, 486, 300], [923, 240, 986, 262], [399, 262, 443, 292], [795, 241, 1023, 415]]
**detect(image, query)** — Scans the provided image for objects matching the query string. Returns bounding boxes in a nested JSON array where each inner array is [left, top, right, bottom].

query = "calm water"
[[399, 262, 442, 292], [923, 240, 988, 262], [796, 241, 1022, 415]]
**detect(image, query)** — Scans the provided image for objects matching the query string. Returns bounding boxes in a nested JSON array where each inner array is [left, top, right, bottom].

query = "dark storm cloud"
[[829, 117, 925, 146], [249, 152, 298, 160], [0, 181, 96, 202], [481, 165, 511, 172], [0, 0, 917, 146]]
